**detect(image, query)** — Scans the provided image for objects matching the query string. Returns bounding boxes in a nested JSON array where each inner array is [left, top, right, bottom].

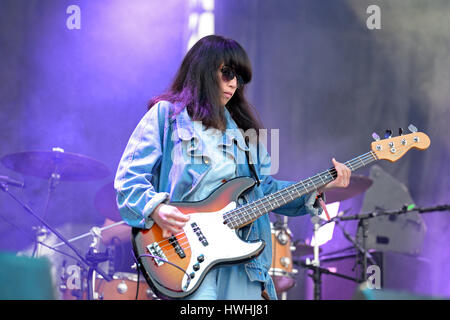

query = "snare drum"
[[269, 224, 297, 293]]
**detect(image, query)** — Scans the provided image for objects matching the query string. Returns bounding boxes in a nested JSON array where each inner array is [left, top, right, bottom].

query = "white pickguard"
[[181, 202, 264, 292]]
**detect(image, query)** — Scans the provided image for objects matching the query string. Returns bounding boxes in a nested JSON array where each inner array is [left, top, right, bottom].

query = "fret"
[[317, 173, 326, 186], [358, 156, 365, 167], [255, 202, 264, 217], [287, 189, 294, 200], [370, 151, 378, 160], [299, 181, 309, 193], [266, 196, 275, 209], [271, 194, 279, 207], [346, 161, 354, 171], [307, 177, 317, 190], [248, 206, 258, 221], [236, 208, 246, 226], [279, 192, 287, 205], [292, 184, 301, 198], [226, 151, 380, 229]]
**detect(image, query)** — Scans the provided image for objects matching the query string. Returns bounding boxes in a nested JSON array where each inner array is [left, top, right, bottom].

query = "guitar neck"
[[224, 151, 378, 229]]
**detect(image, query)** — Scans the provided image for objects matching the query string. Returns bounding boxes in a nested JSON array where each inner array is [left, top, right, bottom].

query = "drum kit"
[[0, 148, 375, 300], [0, 148, 156, 300]]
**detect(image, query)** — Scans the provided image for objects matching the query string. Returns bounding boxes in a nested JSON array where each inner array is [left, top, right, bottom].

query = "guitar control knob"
[[197, 254, 205, 263], [193, 263, 200, 271]]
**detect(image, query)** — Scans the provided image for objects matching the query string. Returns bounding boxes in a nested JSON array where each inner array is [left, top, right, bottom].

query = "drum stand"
[[53, 222, 125, 299], [85, 227, 113, 300], [0, 181, 112, 299]]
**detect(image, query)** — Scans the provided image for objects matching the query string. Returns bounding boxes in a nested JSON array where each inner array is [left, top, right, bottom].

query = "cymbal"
[[0, 150, 110, 181], [325, 175, 373, 204], [94, 182, 121, 221]]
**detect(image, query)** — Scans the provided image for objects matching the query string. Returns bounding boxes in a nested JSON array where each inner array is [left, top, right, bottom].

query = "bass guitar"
[[132, 126, 430, 299]]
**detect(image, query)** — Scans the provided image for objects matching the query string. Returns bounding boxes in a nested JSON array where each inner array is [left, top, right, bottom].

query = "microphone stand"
[[323, 204, 450, 282], [0, 182, 112, 299], [299, 215, 360, 300], [325, 204, 450, 225], [334, 218, 377, 282], [311, 215, 321, 300]]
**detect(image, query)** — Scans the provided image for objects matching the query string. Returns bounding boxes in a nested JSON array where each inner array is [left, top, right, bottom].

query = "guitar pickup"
[[169, 236, 186, 259], [191, 222, 208, 247], [147, 242, 168, 267]]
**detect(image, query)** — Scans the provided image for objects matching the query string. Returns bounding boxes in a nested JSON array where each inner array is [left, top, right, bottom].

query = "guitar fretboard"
[[223, 151, 378, 229]]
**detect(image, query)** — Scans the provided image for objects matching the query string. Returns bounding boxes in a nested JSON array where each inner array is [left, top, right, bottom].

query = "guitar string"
[[224, 151, 377, 226], [144, 151, 378, 262], [223, 155, 376, 227], [223, 151, 377, 227], [142, 233, 189, 262], [148, 236, 201, 262], [224, 151, 376, 222]]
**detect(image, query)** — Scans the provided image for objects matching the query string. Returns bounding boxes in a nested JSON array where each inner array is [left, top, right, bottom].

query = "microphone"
[[0, 175, 25, 188]]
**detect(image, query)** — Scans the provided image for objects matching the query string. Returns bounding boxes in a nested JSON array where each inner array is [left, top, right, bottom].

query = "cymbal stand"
[[33, 148, 62, 258], [0, 181, 112, 298]]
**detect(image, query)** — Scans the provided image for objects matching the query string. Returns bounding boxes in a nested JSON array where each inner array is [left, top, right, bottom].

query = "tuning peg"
[[408, 124, 418, 133], [372, 132, 380, 141], [384, 129, 393, 139], [398, 128, 404, 136]]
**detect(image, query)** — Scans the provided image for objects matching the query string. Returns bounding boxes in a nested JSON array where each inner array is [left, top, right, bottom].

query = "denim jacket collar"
[[173, 106, 250, 157]]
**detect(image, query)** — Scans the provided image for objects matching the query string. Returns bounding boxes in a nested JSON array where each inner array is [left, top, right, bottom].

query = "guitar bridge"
[[147, 242, 167, 267]]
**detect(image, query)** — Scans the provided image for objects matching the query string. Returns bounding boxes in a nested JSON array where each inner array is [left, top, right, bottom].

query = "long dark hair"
[[148, 35, 263, 133]]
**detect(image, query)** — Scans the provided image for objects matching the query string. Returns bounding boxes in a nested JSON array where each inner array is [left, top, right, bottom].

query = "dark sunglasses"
[[220, 65, 244, 88]]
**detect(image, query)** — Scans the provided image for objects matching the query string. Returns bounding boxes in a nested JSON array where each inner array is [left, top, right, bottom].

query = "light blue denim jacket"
[[114, 100, 321, 300]]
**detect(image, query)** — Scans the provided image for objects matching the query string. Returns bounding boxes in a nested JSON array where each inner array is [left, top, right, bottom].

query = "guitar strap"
[[243, 136, 260, 187], [233, 137, 260, 241]]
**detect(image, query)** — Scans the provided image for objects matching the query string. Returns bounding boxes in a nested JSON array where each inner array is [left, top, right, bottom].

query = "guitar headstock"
[[371, 125, 430, 162]]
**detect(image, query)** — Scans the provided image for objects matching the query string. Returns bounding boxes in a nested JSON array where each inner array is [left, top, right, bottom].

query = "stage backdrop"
[[0, 0, 449, 299], [215, 0, 450, 299], [0, 0, 188, 253]]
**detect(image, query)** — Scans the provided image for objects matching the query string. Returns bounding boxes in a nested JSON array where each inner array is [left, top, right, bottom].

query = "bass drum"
[[269, 223, 297, 293], [61, 271, 156, 300], [94, 272, 156, 300]]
